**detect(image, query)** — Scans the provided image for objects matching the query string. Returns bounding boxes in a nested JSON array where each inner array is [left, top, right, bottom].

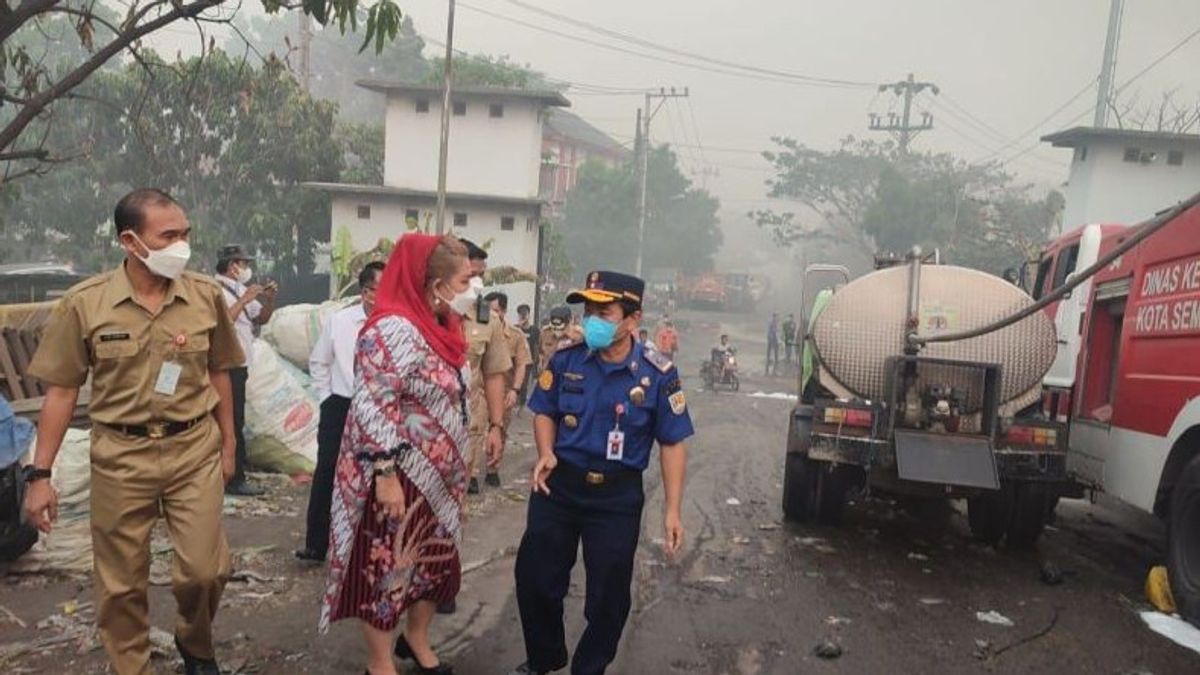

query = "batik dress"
[[320, 315, 469, 631]]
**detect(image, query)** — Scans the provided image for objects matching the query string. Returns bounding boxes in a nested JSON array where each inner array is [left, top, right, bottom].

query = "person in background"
[[295, 261, 384, 564], [483, 291, 533, 488], [537, 306, 581, 374], [782, 314, 798, 365], [215, 244, 276, 497], [510, 271, 693, 675], [514, 303, 535, 404], [765, 313, 780, 376], [24, 188, 243, 675], [637, 328, 656, 351], [459, 240, 511, 500], [320, 233, 470, 675], [654, 319, 678, 363]]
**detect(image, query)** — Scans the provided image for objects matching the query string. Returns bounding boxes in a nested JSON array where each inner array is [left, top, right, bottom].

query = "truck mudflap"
[[894, 430, 1000, 490]]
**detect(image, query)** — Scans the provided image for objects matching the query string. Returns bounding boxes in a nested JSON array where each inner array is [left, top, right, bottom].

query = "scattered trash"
[[757, 523, 780, 531], [0, 604, 26, 628], [825, 616, 852, 626], [60, 600, 78, 616], [975, 610, 1015, 627], [229, 570, 276, 584], [1040, 561, 1065, 587], [698, 575, 732, 584], [148, 626, 175, 656], [919, 598, 947, 606], [748, 391, 799, 402], [814, 544, 837, 554], [725, 497, 742, 506], [973, 638, 992, 660], [812, 640, 843, 659], [1145, 565, 1176, 614], [1139, 611, 1200, 656], [907, 552, 929, 562], [732, 536, 751, 545]]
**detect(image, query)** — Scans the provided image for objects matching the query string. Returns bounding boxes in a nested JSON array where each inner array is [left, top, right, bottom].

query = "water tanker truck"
[[783, 250, 1079, 546]]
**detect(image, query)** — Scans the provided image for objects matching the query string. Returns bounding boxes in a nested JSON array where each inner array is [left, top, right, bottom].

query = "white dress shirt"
[[309, 303, 367, 403], [219, 276, 262, 368]]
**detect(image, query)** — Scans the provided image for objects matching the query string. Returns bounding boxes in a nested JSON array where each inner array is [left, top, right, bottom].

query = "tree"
[[559, 147, 721, 279], [1, 48, 344, 274], [426, 52, 558, 89], [753, 136, 1062, 274], [0, 0, 402, 179]]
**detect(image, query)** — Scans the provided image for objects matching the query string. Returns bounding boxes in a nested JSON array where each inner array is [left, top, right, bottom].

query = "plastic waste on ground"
[[1145, 565, 1177, 614], [1139, 611, 1200, 656]]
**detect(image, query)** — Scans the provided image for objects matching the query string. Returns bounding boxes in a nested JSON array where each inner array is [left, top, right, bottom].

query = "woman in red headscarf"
[[320, 233, 473, 675]]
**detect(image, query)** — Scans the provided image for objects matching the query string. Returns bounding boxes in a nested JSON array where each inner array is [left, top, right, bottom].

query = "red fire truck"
[[1034, 197, 1200, 624]]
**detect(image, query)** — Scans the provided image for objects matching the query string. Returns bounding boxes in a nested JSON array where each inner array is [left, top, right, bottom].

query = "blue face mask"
[[582, 315, 619, 350]]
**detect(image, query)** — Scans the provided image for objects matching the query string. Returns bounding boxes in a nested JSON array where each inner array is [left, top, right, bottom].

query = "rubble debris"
[[229, 570, 276, 584], [919, 598, 947, 606], [975, 610, 1015, 627], [756, 523, 780, 531], [698, 576, 732, 584], [824, 616, 852, 626], [812, 640, 843, 659], [725, 497, 742, 506], [732, 536, 751, 545], [907, 552, 929, 562], [1040, 561, 1065, 587], [973, 639, 992, 660]]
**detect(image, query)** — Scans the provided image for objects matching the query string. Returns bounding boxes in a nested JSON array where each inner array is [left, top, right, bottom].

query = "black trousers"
[[229, 366, 249, 485], [304, 394, 351, 557], [515, 463, 644, 675]]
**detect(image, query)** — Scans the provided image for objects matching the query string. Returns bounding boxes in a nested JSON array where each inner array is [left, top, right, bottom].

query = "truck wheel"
[[1006, 483, 1049, 548], [812, 464, 854, 526], [1168, 453, 1200, 626], [782, 451, 815, 522], [968, 487, 1013, 546]]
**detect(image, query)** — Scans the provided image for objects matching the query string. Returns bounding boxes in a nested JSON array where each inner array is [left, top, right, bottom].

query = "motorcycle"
[[701, 347, 740, 391]]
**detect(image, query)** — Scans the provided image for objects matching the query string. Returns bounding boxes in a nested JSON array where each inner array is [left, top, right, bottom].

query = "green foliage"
[[425, 53, 559, 89], [335, 122, 385, 184], [559, 148, 722, 279], [754, 136, 1063, 274]]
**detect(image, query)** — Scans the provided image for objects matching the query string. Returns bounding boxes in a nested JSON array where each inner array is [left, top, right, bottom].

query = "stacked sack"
[[9, 428, 93, 573], [244, 339, 319, 477], [261, 299, 351, 371]]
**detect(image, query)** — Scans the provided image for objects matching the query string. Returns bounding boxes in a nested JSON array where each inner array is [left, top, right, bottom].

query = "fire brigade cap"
[[566, 270, 644, 307], [549, 305, 572, 323]]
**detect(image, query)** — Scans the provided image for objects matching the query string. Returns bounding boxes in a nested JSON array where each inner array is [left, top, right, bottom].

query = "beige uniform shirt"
[[464, 313, 512, 434], [502, 322, 533, 389], [28, 266, 244, 426], [537, 325, 582, 373]]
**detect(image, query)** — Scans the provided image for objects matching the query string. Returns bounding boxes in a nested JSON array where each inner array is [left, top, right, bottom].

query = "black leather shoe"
[[293, 548, 325, 564], [394, 633, 454, 673], [467, 478, 480, 495], [485, 472, 501, 488], [508, 663, 548, 675], [224, 481, 265, 497], [175, 636, 221, 675], [436, 599, 457, 614]]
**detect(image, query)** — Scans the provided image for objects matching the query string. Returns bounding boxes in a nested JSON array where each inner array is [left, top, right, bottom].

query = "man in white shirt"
[[216, 245, 276, 497], [295, 262, 383, 563]]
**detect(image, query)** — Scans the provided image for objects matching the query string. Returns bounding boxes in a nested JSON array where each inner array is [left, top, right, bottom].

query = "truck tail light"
[[1004, 425, 1058, 447], [824, 407, 873, 428]]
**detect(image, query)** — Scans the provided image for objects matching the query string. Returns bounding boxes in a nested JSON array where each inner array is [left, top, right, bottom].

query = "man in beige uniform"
[[23, 189, 242, 675], [460, 240, 512, 497], [537, 306, 582, 374], [484, 291, 533, 487]]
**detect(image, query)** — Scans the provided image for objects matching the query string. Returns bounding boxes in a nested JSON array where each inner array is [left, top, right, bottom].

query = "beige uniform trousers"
[[89, 417, 231, 675]]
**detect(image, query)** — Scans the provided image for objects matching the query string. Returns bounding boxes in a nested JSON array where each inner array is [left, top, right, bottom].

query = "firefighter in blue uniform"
[[510, 271, 694, 675]]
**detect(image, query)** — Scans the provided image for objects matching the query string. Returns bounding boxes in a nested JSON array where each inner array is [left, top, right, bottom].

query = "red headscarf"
[[362, 233, 467, 368]]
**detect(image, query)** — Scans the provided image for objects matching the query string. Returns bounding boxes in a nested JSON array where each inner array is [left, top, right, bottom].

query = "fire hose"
[[911, 188, 1200, 346]]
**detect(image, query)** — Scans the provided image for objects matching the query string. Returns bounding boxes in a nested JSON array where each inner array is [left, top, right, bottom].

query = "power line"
[[456, 1, 874, 90], [498, 0, 876, 88]]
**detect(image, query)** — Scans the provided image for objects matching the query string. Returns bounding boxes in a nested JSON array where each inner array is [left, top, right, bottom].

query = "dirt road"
[[3, 309, 1199, 674]]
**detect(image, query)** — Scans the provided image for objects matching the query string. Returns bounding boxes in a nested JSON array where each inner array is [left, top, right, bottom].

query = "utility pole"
[[636, 86, 689, 279], [869, 73, 939, 154], [1093, 0, 1124, 127], [435, 0, 457, 234], [297, 12, 312, 93]]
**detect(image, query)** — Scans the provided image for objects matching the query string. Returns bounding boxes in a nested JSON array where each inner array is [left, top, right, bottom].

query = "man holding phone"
[[215, 244, 276, 497]]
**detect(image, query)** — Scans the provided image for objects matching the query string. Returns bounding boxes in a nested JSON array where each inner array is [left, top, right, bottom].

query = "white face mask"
[[129, 233, 191, 280], [236, 265, 252, 284], [442, 276, 482, 316]]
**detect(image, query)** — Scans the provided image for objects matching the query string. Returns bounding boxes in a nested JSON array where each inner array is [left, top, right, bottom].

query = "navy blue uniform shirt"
[[528, 338, 694, 472]]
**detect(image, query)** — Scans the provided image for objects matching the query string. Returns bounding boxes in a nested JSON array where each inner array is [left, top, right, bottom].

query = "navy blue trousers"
[[515, 464, 644, 675]]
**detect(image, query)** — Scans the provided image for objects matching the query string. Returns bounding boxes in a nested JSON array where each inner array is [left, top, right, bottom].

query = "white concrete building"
[[307, 82, 570, 310], [1042, 126, 1200, 230]]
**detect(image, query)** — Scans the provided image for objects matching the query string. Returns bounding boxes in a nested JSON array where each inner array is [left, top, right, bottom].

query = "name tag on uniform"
[[154, 361, 182, 396], [606, 430, 625, 461]]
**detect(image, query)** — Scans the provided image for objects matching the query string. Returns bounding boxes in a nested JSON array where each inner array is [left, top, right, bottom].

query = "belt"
[[555, 460, 642, 487], [102, 415, 207, 440]]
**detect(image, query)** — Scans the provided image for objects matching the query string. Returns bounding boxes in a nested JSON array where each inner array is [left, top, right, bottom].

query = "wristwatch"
[[24, 467, 52, 483]]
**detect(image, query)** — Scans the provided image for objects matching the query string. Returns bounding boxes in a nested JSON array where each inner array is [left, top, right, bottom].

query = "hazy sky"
[[388, 0, 1200, 213]]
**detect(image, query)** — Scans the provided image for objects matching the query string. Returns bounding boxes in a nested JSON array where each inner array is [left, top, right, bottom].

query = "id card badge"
[[154, 361, 182, 396], [606, 430, 625, 461]]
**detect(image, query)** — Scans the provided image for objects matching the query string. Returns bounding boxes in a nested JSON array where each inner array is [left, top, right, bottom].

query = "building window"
[[500, 216, 515, 231], [1168, 150, 1184, 166], [356, 205, 371, 220], [405, 208, 420, 224], [1123, 147, 1141, 163], [453, 101, 467, 116], [453, 212, 468, 228], [1075, 146, 1088, 163], [489, 103, 504, 118], [415, 98, 430, 113]]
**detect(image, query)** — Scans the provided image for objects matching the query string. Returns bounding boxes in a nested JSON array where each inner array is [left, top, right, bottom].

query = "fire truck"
[[1032, 196, 1200, 625]]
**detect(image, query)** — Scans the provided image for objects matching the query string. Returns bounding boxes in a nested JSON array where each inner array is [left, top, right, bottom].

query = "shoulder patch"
[[642, 346, 673, 373], [668, 390, 687, 415], [67, 271, 112, 296], [183, 271, 222, 289]]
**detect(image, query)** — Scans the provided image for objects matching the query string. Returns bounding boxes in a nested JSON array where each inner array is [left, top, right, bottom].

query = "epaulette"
[[66, 272, 112, 295], [183, 270, 222, 289], [641, 345, 674, 373]]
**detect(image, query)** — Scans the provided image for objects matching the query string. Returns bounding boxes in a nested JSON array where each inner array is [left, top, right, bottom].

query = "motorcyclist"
[[711, 334, 735, 380]]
